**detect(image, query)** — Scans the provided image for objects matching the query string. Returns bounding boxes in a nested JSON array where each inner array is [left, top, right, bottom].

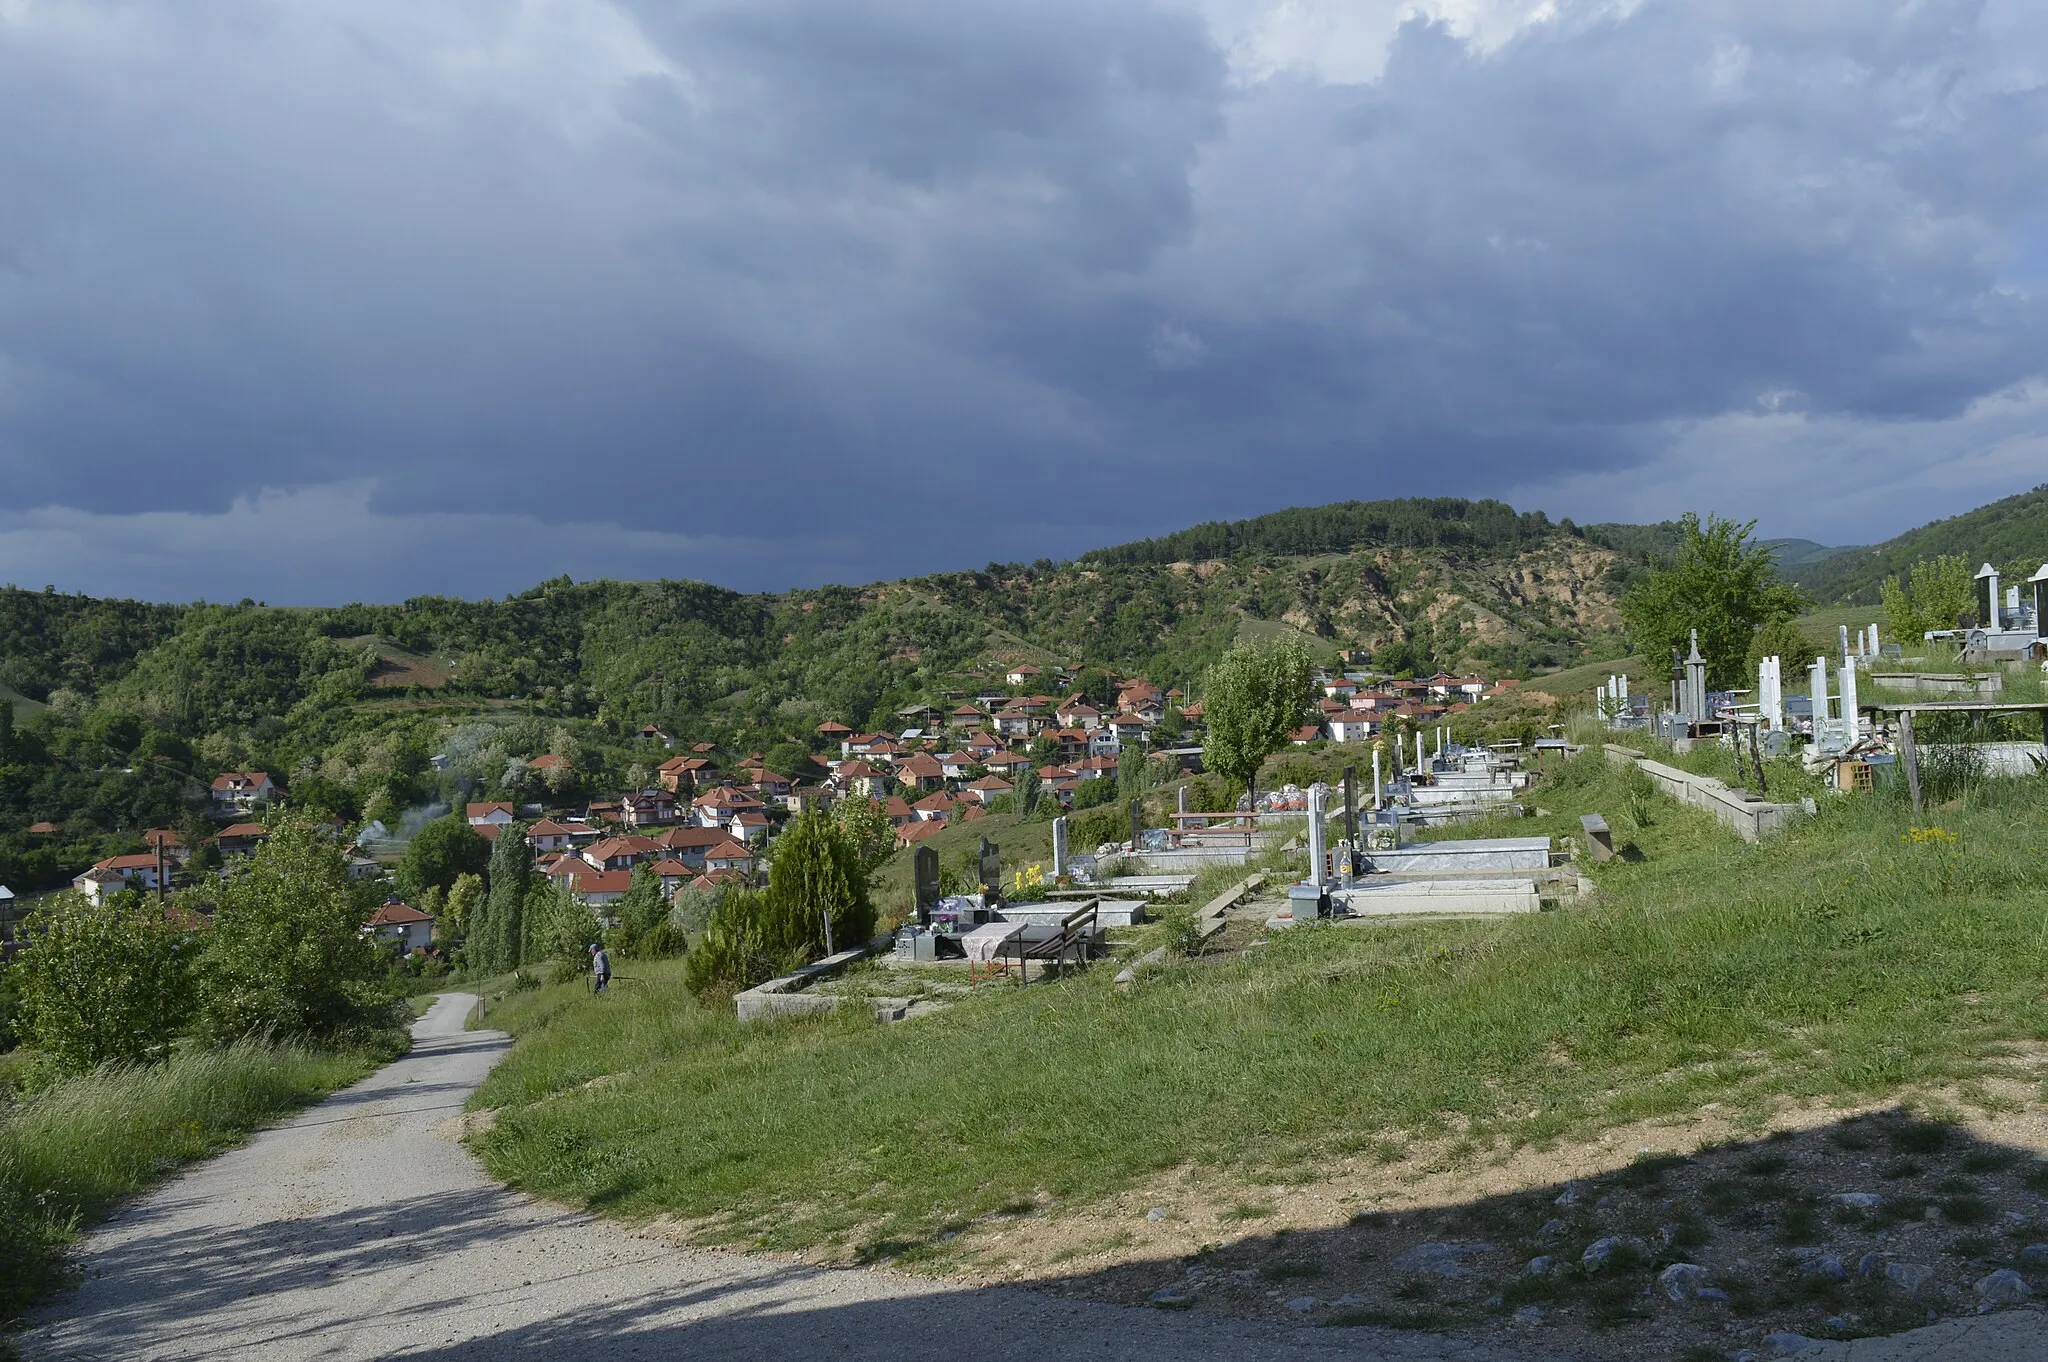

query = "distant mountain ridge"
[[1787, 484, 2048, 605]]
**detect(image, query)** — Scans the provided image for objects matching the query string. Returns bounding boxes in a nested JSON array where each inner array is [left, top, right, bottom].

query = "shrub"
[[14, 891, 194, 1074], [682, 888, 782, 996]]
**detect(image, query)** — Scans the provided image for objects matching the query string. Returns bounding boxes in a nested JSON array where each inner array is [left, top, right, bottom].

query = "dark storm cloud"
[[1, 0, 2046, 601]]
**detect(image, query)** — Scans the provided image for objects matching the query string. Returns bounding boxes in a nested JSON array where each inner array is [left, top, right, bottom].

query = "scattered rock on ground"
[[1391, 1242, 1494, 1279], [1829, 1192, 1882, 1209], [1761, 1331, 1814, 1357], [1885, 1261, 1932, 1295], [1658, 1262, 1709, 1301], [1974, 1268, 2029, 1306], [1581, 1235, 1645, 1271]]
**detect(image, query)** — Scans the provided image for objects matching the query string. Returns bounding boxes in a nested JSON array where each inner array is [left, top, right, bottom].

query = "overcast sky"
[[4, 0, 2047, 603]]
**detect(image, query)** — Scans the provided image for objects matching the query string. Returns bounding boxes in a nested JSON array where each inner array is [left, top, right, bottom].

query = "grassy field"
[[0, 682, 46, 717], [0, 1040, 395, 1335], [469, 750, 2048, 1269]]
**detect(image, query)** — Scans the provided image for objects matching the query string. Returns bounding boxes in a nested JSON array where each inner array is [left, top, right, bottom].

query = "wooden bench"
[[1000, 900, 1100, 984], [1580, 813, 1614, 863]]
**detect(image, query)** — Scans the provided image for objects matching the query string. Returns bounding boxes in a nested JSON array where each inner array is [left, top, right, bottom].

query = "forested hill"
[[1788, 483, 2048, 606], [0, 499, 1640, 767], [1080, 499, 1564, 567]]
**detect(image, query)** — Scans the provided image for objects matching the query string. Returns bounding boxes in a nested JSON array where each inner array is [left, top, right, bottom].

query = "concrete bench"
[[1580, 814, 1614, 862]]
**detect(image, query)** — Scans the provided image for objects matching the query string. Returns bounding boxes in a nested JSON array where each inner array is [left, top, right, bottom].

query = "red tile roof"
[[369, 901, 432, 926]]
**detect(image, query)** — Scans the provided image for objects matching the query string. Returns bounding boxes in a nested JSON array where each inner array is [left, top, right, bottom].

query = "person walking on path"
[[589, 941, 611, 993]]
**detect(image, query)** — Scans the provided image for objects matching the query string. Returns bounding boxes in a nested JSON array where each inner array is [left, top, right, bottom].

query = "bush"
[[14, 891, 193, 1074], [1072, 804, 1128, 850], [681, 888, 782, 997], [1155, 902, 1203, 957]]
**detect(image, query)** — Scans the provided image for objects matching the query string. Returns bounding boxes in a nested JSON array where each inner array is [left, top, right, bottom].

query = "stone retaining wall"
[[1602, 744, 1804, 842]]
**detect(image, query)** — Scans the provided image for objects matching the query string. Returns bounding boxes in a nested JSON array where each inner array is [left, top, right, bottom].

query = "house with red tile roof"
[[962, 775, 1013, 805], [897, 817, 948, 848], [895, 751, 945, 792], [564, 868, 634, 907], [621, 788, 679, 827], [582, 835, 660, 871], [466, 801, 515, 827], [74, 853, 167, 904], [210, 771, 278, 817], [367, 899, 434, 953], [216, 822, 270, 857], [702, 840, 756, 875], [526, 819, 580, 853]]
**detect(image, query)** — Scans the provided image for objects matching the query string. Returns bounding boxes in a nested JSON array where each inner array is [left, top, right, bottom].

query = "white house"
[[1328, 716, 1377, 744], [367, 900, 434, 954], [466, 802, 515, 827], [209, 771, 278, 817], [1088, 729, 1121, 757], [73, 854, 165, 906]]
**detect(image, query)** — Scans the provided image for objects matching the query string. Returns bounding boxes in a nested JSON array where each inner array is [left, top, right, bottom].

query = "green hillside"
[[1790, 483, 2048, 604]]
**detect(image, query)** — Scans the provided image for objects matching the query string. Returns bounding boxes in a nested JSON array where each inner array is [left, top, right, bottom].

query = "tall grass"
[[471, 753, 2048, 1261], [0, 1040, 386, 1328]]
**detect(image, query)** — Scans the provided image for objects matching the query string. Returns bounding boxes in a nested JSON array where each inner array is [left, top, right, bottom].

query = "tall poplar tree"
[[485, 822, 532, 972]]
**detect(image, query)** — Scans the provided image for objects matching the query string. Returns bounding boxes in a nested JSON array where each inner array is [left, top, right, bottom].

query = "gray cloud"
[[1, 0, 2046, 599]]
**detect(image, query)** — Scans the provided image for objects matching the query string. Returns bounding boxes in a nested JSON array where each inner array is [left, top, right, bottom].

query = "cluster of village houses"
[[34, 660, 1512, 951]]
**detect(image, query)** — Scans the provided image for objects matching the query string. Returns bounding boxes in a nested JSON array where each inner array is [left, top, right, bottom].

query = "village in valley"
[[39, 660, 1525, 941]]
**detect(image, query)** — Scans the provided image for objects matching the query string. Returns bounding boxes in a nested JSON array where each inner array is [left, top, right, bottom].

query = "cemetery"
[[1595, 557, 2048, 808]]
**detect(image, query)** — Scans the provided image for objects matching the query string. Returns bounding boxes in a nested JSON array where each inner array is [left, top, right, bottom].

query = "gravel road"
[[24, 994, 1560, 1362]]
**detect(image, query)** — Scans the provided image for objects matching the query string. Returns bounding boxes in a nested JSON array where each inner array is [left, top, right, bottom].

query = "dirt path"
[[23, 994, 1559, 1362]]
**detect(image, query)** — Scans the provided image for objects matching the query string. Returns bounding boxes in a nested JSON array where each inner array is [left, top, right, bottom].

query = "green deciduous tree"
[[1202, 638, 1316, 803], [1618, 512, 1806, 690], [196, 819, 401, 1045], [1881, 554, 1976, 643], [525, 878, 600, 969], [831, 796, 894, 878], [684, 809, 872, 996], [681, 887, 776, 997], [15, 890, 193, 1072], [443, 872, 484, 941], [395, 814, 491, 902], [1745, 617, 1815, 677]]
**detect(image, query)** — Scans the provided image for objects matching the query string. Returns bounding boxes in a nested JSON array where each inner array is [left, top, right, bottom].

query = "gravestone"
[[1580, 813, 1614, 862], [1342, 764, 1359, 848], [1177, 786, 1189, 817], [913, 845, 941, 926], [1128, 798, 1142, 848], [1051, 815, 1069, 878], [978, 836, 1002, 898], [1307, 784, 1328, 890]]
